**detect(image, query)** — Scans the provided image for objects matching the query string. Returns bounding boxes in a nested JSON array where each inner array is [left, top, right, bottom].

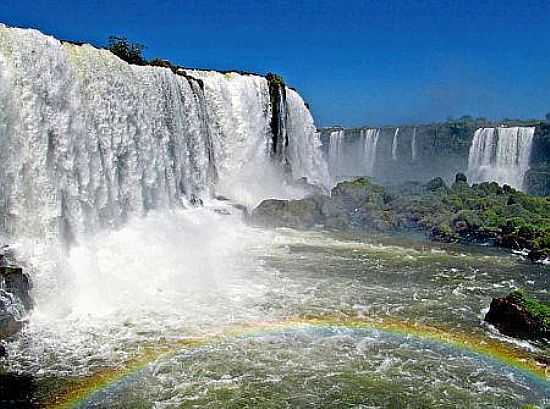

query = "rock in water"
[[484, 290, 549, 341], [0, 267, 32, 311], [0, 265, 32, 339], [249, 196, 324, 228]]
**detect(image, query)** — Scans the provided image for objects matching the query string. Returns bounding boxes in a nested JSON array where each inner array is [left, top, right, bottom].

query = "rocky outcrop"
[[249, 178, 391, 230], [249, 196, 324, 229], [484, 291, 549, 341], [250, 175, 550, 263], [0, 252, 32, 340]]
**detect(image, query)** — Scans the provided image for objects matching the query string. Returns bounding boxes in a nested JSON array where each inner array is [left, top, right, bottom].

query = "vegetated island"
[[250, 174, 550, 264]]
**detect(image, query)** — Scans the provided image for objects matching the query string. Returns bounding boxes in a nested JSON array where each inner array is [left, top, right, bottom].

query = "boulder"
[[424, 177, 449, 193], [484, 291, 549, 341], [249, 196, 324, 228], [0, 265, 32, 340], [455, 173, 467, 184], [0, 267, 32, 311]]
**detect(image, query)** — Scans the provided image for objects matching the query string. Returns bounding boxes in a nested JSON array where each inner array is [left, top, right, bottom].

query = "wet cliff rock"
[[484, 291, 549, 341], [0, 252, 32, 340]]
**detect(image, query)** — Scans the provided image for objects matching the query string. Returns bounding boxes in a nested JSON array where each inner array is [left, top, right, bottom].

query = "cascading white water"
[[286, 89, 330, 190], [327, 128, 379, 185], [467, 127, 535, 190], [411, 127, 417, 161], [0, 24, 331, 359], [328, 130, 345, 184], [362, 128, 380, 176], [0, 25, 328, 242], [391, 128, 399, 161], [0, 27, 214, 242]]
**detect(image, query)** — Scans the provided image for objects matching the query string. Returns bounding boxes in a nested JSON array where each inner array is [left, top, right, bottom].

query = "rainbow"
[[45, 316, 550, 408]]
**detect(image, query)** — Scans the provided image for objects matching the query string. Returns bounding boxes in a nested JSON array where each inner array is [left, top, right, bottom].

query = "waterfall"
[[391, 128, 399, 161], [411, 127, 417, 161], [0, 25, 328, 242], [326, 128, 379, 185], [328, 130, 345, 184], [467, 127, 535, 190], [362, 128, 380, 175], [285, 89, 330, 189]]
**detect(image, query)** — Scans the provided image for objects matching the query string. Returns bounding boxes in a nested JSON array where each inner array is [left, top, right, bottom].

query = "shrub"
[[508, 290, 550, 326], [266, 72, 285, 87], [107, 36, 146, 65]]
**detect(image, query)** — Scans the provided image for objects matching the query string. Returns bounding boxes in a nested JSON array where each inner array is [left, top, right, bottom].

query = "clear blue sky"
[[1, 0, 549, 127]]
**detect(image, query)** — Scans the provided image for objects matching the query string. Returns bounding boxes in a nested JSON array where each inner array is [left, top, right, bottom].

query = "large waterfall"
[[0, 25, 329, 243], [467, 127, 535, 190]]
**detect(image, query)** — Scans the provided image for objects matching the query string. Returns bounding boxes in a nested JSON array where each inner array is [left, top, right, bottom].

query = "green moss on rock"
[[484, 290, 549, 341], [508, 290, 550, 327]]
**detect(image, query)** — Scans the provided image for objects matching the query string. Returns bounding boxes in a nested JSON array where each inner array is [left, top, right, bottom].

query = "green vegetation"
[[252, 175, 550, 262], [265, 72, 285, 87], [388, 178, 550, 260], [107, 36, 146, 65], [147, 58, 172, 68], [508, 290, 550, 327]]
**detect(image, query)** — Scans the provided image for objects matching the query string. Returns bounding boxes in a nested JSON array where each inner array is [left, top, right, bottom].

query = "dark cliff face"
[[320, 124, 476, 185], [530, 123, 550, 164], [266, 73, 288, 166], [321, 122, 550, 195], [525, 124, 550, 196]]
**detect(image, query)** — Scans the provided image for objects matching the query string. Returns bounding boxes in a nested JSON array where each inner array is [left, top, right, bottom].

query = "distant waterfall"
[[467, 127, 535, 190], [328, 130, 345, 184], [0, 25, 328, 241], [411, 128, 417, 161], [327, 128, 379, 185], [362, 128, 380, 175], [391, 128, 399, 161]]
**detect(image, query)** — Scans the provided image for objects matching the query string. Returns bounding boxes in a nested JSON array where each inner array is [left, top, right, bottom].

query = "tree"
[[107, 36, 145, 65], [545, 112, 550, 122]]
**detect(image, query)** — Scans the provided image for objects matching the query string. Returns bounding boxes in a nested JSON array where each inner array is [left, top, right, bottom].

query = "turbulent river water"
[[3, 201, 549, 408]]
